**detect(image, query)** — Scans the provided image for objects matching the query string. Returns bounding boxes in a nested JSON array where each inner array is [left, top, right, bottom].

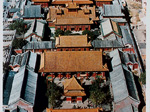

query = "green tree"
[[46, 81, 63, 109], [139, 72, 146, 84], [89, 78, 111, 107], [9, 20, 27, 35], [64, 30, 72, 35], [54, 29, 64, 37], [12, 39, 28, 49], [82, 30, 95, 40]]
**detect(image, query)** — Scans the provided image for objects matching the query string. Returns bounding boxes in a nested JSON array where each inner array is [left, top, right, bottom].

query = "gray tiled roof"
[[22, 41, 55, 50], [24, 20, 45, 39], [118, 104, 133, 112], [120, 26, 133, 46], [109, 49, 122, 67], [9, 8, 20, 13], [119, 50, 137, 65], [11, 107, 28, 112], [110, 64, 128, 102], [103, 4, 125, 17], [24, 68, 38, 105], [100, 19, 122, 37], [28, 51, 37, 71], [91, 39, 124, 48], [3, 71, 17, 105], [10, 52, 29, 67], [123, 65, 139, 101], [9, 51, 37, 70], [109, 50, 140, 103], [8, 66, 26, 105], [12, 54, 22, 66], [13, 11, 21, 18], [111, 18, 127, 23], [8, 66, 38, 105], [23, 5, 44, 18]]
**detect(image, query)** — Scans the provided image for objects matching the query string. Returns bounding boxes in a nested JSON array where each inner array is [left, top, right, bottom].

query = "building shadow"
[[133, 75, 145, 112], [33, 76, 48, 112]]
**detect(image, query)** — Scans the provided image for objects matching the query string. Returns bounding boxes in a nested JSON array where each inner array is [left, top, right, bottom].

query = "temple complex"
[[47, 1, 99, 30]]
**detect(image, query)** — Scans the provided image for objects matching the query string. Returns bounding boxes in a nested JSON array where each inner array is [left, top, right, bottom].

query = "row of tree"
[[89, 78, 112, 107], [9, 20, 28, 35], [54, 29, 99, 41]]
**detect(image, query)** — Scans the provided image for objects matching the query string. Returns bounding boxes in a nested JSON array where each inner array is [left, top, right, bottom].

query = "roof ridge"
[[64, 76, 84, 90]]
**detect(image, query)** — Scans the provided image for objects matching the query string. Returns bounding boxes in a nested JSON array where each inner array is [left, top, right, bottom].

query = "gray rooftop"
[[3, 71, 17, 105], [109, 50, 140, 103], [100, 19, 122, 37], [22, 41, 55, 50], [8, 66, 26, 105], [103, 4, 125, 17], [110, 64, 128, 102], [91, 39, 124, 48], [12, 11, 21, 19], [9, 8, 20, 13], [23, 5, 44, 18], [3, 30, 16, 36], [123, 65, 139, 101], [118, 104, 136, 112], [111, 18, 127, 23], [24, 20, 45, 39], [119, 50, 137, 65], [11, 107, 28, 112], [9, 51, 37, 70], [8, 66, 38, 105], [120, 26, 133, 46]]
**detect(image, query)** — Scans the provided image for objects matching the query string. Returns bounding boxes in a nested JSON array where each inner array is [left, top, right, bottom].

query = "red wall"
[[77, 97, 82, 101], [34, 2, 49, 8], [66, 97, 71, 101], [96, 1, 112, 7], [57, 48, 89, 51], [55, 25, 91, 31]]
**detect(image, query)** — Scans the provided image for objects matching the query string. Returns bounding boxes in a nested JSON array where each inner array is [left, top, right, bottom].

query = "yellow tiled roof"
[[55, 35, 91, 48], [39, 51, 108, 73]]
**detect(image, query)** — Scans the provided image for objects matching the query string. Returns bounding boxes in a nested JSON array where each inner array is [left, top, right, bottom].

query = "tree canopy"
[[82, 30, 95, 40], [64, 30, 72, 35], [46, 81, 63, 109], [54, 29, 72, 37], [54, 29, 64, 37], [12, 39, 28, 49], [9, 20, 27, 35], [139, 72, 146, 85], [89, 78, 112, 107]]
